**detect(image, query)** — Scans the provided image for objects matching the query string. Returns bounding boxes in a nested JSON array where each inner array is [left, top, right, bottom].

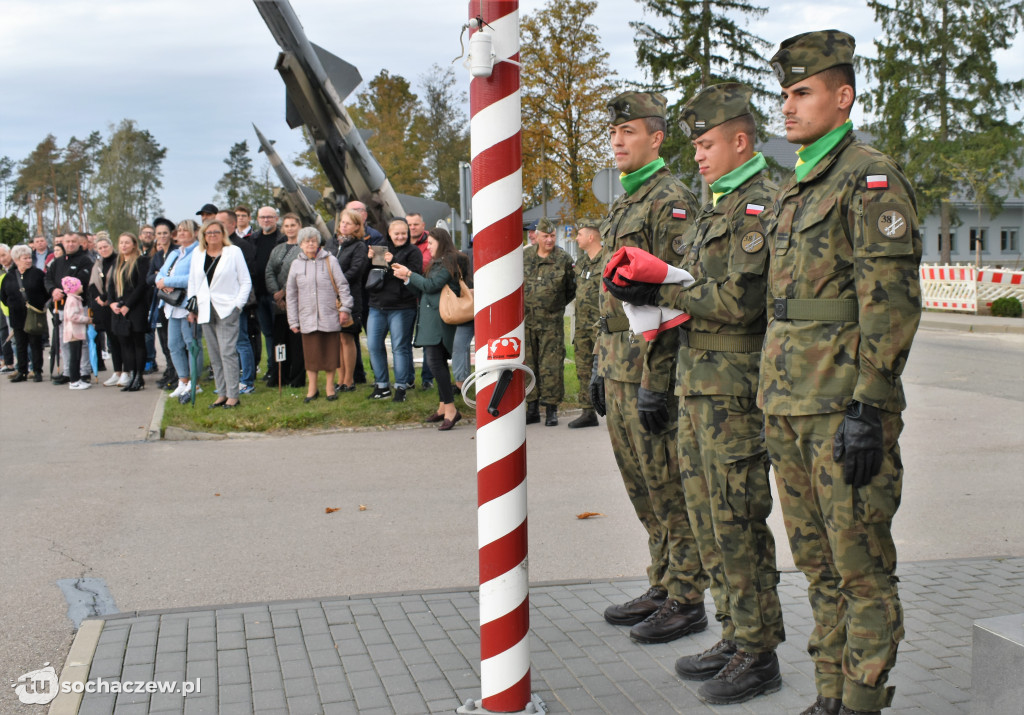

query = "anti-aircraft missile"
[[253, 123, 331, 242], [253, 0, 406, 230]]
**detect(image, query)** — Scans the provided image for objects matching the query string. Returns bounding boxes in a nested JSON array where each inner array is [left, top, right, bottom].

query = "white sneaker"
[[101, 350, 111, 360], [104, 372, 122, 387], [117, 372, 132, 387], [169, 381, 188, 398], [70, 380, 92, 390]]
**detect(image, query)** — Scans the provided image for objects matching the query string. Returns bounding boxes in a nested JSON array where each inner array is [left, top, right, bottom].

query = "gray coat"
[[286, 250, 353, 334]]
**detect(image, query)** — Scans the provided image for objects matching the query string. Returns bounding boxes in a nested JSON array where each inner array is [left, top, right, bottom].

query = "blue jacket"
[[157, 242, 197, 289]]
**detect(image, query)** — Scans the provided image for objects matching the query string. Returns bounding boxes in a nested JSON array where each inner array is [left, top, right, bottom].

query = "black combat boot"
[[839, 707, 881, 715], [525, 401, 540, 424], [629, 599, 707, 644], [567, 409, 598, 428], [544, 404, 558, 426], [675, 639, 737, 681], [603, 585, 666, 626], [800, 695, 842, 715], [697, 649, 781, 704]]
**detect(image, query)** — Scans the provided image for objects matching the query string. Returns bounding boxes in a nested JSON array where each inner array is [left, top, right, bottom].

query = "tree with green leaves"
[[0, 157, 14, 217], [631, 0, 774, 184], [348, 70, 427, 197], [91, 119, 166, 236], [521, 0, 619, 223], [61, 131, 103, 231], [0, 215, 29, 247], [864, 0, 1024, 265], [215, 141, 254, 209], [13, 134, 62, 233], [418, 64, 469, 209]]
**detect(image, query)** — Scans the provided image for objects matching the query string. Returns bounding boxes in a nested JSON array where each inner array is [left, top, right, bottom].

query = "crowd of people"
[[0, 204, 476, 429]]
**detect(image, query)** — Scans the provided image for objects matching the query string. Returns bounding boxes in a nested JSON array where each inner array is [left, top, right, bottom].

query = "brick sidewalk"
[[59, 556, 1024, 715]]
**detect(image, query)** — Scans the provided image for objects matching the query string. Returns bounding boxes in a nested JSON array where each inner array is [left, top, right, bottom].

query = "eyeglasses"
[[257, 215, 276, 220], [205, 230, 223, 236]]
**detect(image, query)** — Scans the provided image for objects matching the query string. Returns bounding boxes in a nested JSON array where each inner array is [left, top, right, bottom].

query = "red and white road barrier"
[[465, 1, 532, 712], [920, 264, 1024, 312]]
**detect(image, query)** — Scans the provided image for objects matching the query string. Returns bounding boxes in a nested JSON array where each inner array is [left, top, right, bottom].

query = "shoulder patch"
[[672, 235, 689, 256], [672, 206, 687, 220], [745, 203, 765, 216], [741, 231, 765, 254], [866, 174, 888, 189], [876, 209, 907, 239]]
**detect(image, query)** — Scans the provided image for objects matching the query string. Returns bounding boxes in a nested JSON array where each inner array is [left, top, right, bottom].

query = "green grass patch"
[[161, 342, 585, 435]]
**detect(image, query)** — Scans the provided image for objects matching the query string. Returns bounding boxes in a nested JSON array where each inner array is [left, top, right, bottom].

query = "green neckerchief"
[[711, 152, 768, 207], [794, 120, 852, 181], [620, 158, 666, 196]]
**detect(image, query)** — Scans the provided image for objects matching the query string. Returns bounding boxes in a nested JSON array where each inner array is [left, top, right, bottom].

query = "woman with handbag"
[[156, 219, 200, 398], [391, 228, 464, 430], [0, 244, 48, 382], [287, 227, 353, 402], [109, 233, 151, 392], [187, 219, 251, 408], [365, 218, 422, 402], [325, 209, 369, 392]]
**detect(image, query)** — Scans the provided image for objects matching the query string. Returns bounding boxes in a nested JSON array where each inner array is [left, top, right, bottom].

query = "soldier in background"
[[592, 91, 707, 645], [522, 217, 575, 426], [762, 31, 922, 715], [568, 218, 602, 429], [607, 83, 784, 703]]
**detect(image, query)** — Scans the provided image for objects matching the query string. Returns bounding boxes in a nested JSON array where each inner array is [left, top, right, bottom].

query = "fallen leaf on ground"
[[325, 507, 339, 514], [576, 511, 605, 519], [358, 505, 368, 511], [214, 493, 220, 497]]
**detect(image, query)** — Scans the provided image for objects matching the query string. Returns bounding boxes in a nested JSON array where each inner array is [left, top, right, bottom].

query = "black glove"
[[589, 361, 606, 417], [833, 401, 884, 488], [602, 276, 661, 306], [637, 387, 670, 433]]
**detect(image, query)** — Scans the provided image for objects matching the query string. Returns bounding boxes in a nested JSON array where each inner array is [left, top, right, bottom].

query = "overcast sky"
[[2, 0, 1021, 230]]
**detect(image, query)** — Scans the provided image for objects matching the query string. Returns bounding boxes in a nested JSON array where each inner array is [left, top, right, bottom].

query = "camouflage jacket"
[[758, 131, 922, 416], [597, 166, 697, 391], [523, 244, 575, 321], [659, 171, 776, 398], [573, 249, 603, 343]]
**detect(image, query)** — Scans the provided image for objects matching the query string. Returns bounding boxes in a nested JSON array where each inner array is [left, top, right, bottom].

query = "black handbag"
[[365, 267, 386, 292], [185, 295, 198, 315], [162, 288, 186, 306], [14, 271, 47, 335]]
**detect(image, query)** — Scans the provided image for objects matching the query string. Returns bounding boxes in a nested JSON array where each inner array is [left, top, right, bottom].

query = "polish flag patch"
[[672, 207, 687, 220], [745, 204, 765, 216], [867, 174, 888, 189]]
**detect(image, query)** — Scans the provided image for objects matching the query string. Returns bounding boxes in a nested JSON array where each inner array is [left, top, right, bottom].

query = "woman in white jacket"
[[187, 219, 251, 408]]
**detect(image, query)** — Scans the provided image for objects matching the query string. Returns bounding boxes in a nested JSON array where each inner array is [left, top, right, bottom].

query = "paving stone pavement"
[[61, 556, 1024, 715]]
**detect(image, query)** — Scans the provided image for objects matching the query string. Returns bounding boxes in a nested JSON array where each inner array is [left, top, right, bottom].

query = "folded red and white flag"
[[603, 246, 694, 340]]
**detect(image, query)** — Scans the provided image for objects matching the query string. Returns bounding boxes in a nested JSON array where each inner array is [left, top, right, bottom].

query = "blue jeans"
[[452, 321, 474, 383], [367, 307, 415, 388], [168, 316, 198, 379], [236, 308, 255, 387]]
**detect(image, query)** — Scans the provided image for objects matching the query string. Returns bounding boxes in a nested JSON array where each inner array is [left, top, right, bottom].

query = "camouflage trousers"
[[766, 411, 904, 712], [573, 330, 595, 408], [524, 316, 565, 405], [678, 395, 785, 653], [605, 378, 707, 604]]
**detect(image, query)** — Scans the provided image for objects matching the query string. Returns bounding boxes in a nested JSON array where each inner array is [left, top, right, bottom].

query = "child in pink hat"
[[61, 276, 92, 390]]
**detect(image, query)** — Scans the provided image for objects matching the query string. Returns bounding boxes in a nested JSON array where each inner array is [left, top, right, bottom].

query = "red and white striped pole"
[[463, 1, 532, 713]]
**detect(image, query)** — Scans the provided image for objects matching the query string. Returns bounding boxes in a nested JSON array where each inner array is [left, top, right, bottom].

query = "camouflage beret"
[[607, 91, 668, 125], [535, 217, 557, 234], [576, 218, 601, 232], [678, 83, 754, 139], [770, 30, 855, 87]]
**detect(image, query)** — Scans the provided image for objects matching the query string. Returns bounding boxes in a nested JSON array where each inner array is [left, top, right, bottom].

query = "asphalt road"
[[1, 323, 1022, 712]]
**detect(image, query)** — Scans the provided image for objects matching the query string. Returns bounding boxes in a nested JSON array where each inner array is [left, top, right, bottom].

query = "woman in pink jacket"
[[286, 227, 353, 403]]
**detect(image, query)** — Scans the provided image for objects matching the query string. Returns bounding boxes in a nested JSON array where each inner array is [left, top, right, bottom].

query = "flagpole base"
[[456, 693, 546, 714]]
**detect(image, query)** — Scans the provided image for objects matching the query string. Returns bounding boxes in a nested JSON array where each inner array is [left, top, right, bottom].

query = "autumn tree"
[[91, 119, 167, 237], [521, 0, 619, 223], [348, 70, 427, 197], [418, 64, 470, 209], [864, 0, 1024, 264], [631, 0, 774, 185]]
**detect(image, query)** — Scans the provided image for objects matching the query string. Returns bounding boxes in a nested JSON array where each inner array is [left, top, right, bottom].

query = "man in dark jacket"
[[44, 232, 94, 384], [252, 206, 284, 383]]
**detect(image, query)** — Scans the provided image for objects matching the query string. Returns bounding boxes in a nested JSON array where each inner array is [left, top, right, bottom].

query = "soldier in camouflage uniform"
[[609, 82, 786, 704], [568, 219, 603, 428], [762, 32, 922, 715], [523, 217, 575, 426], [592, 91, 708, 644]]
